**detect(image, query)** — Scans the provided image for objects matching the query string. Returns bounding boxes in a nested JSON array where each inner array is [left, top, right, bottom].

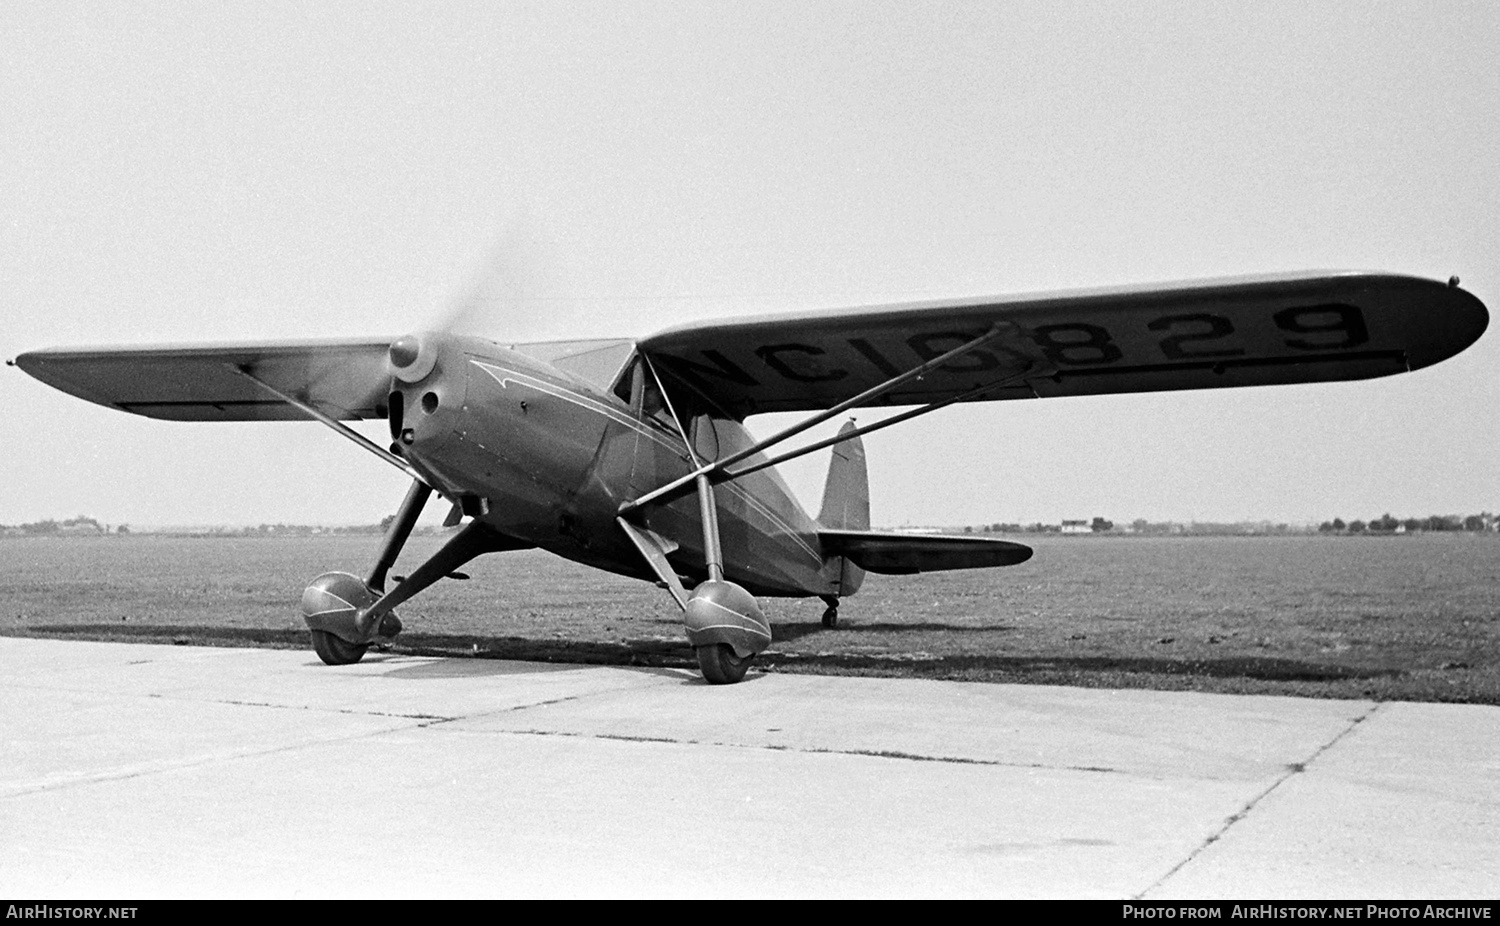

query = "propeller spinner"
[[388, 333, 438, 384]]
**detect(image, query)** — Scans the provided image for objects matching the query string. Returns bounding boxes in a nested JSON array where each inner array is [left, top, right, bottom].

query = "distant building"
[[1061, 520, 1090, 535]]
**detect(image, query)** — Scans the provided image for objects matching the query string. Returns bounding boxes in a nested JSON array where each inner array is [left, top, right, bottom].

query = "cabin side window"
[[613, 357, 640, 406], [615, 358, 684, 434]]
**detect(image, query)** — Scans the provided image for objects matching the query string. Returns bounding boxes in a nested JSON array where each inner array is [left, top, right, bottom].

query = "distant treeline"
[[0, 517, 413, 537], [972, 519, 1309, 536], [0, 516, 117, 536], [1315, 513, 1497, 534], [9, 512, 1498, 540], [969, 513, 1499, 536], [185, 523, 405, 536]]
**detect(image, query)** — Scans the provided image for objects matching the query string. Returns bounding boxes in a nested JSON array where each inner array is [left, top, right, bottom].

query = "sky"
[[3, 1, 1498, 529]]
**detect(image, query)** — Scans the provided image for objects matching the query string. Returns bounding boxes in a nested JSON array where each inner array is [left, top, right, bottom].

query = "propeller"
[[384, 204, 569, 396], [425, 202, 566, 339], [381, 203, 573, 524]]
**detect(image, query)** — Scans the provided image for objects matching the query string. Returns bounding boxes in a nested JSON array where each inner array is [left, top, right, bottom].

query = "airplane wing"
[[11, 338, 395, 421], [819, 530, 1033, 574], [638, 272, 1489, 419]]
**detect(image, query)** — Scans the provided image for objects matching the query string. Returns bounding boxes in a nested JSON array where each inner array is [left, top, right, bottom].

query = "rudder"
[[818, 420, 869, 596], [818, 420, 869, 529]]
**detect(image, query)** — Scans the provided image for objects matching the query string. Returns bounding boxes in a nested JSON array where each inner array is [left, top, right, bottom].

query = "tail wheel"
[[696, 644, 752, 685], [819, 594, 840, 629], [311, 629, 369, 666]]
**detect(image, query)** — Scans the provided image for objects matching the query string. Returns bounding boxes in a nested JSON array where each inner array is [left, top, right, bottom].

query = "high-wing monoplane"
[[12, 272, 1488, 682]]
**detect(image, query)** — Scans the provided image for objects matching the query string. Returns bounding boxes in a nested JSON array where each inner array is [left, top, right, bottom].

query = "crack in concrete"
[[211, 697, 450, 721], [1, 682, 674, 798], [503, 727, 1125, 773], [6, 674, 653, 723], [1135, 702, 1384, 898], [2, 680, 457, 721], [0, 717, 431, 799], [8, 667, 1140, 800]]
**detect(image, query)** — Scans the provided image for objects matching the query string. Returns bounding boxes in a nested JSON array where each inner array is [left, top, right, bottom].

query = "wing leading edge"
[[13, 338, 396, 422], [15, 274, 1488, 425], [639, 273, 1488, 419]]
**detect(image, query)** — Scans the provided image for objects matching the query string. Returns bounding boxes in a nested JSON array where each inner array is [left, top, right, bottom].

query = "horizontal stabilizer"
[[818, 530, 1032, 574]]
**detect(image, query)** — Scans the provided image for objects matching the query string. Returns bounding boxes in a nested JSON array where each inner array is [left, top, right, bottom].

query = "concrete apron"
[[2, 637, 1495, 898]]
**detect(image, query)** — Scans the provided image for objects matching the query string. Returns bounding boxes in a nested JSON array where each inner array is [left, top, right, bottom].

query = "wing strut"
[[721, 370, 1044, 482], [615, 517, 690, 610], [229, 364, 422, 482], [619, 322, 1052, 513], [638, 354, 727, 584]]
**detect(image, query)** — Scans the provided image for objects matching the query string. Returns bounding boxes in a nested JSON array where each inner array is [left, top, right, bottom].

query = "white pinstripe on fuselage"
[[470, 359, 822, 563]]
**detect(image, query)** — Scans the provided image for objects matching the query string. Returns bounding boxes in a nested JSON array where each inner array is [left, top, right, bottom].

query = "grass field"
[[4, 532, 1497, 704]]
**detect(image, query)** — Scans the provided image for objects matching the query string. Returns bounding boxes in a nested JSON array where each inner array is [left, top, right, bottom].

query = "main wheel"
[[822, 606, 839, 629], [311, 629, 369, 666], [696, 644, 752, 684]]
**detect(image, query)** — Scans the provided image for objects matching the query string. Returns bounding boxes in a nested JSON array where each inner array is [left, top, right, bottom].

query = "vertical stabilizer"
[[818, 421, 869, 596], [818, 420, 870, 529]]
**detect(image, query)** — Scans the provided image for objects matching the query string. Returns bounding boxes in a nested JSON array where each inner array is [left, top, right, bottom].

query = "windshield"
[[507, 339, 635, 393]]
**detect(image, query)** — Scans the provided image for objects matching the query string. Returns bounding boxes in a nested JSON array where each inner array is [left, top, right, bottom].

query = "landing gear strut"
[[681, 474, 771, 683]]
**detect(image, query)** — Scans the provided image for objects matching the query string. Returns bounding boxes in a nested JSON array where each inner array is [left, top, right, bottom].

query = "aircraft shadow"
[[377, 657, 579, 679], [652, 618, 1018, 639], [768, 620, 1016, 642], [759, 651, 1399, 682], [15, 624, 1398, 683], [17, 623, 701, 671]]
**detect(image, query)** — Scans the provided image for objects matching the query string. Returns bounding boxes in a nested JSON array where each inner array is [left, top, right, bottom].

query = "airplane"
[[10, 271, 1489, 683]]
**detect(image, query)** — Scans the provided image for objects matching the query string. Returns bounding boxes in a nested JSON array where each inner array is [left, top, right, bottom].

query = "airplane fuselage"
[[390, 333, 838, 598]]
